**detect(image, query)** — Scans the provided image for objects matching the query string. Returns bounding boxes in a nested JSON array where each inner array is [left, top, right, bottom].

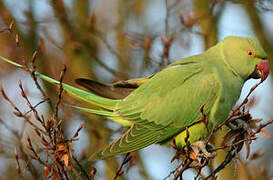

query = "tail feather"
[[36, 72, 119, 110], [75, 78, 134, 99], [0, 56, 119, 110], [72, 106, 117, 116]]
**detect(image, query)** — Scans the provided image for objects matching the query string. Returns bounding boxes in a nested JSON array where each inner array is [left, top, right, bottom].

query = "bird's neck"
[[205, 45, 245, 82]]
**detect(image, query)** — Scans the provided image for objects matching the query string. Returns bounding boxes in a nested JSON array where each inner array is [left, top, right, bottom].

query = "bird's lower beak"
[[249, 60, 270, 81]]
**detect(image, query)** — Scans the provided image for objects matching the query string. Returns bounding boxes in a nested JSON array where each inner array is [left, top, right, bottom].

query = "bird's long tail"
[[0, 56, 119, 116]]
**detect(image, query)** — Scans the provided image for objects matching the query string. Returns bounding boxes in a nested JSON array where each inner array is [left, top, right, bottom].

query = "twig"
[[114, 153, 132, 179], [54, 65, 66, 120], [24, 99, 48, 115], [18, 80, 44, 124], [53, 65, 66, 144], [26, 135, 47, 166], [164, 0, 169, 37], [72, 155, 90, 180], [29, 50, 54, 111], [94, 30, 123, 61], [205, 116, 273, 179], [0, 118, 19, 137], [90, 166, 97, 180], [174, 159, 192, 180], [204, 147, 236, 180], [0, 85, 46, 133], [14, 148, 23, 180]]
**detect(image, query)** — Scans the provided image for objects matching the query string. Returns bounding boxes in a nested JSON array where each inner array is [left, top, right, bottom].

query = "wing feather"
[[91, 124, 163, 160], [92, 61, 221, 159]]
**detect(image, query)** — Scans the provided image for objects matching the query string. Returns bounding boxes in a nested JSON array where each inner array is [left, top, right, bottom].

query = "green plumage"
[[0, 36, 268, 160]]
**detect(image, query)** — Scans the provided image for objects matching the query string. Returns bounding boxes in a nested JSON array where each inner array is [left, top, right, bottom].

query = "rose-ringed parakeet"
[[75, 36, 269, 160], [0, 36, 269, 160]]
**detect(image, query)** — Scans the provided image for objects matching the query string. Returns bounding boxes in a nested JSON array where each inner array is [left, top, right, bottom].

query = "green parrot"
[[0, 36, 270, 160]]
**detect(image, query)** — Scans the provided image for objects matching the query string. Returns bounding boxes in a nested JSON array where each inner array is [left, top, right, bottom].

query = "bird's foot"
[[184, 141, 217, 167]]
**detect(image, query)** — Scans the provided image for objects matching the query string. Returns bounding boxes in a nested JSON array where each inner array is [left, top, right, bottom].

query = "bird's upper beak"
[[249, 60, 270, 81]]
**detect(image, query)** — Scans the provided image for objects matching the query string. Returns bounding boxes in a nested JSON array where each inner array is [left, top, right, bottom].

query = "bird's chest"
[[211, 76, 244, 127]]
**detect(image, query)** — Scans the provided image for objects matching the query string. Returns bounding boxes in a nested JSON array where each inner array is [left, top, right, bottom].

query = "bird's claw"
[[184, 141, 217, 167]]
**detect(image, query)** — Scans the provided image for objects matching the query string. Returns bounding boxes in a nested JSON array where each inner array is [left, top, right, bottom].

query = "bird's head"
[[220, 36, 269, 81]]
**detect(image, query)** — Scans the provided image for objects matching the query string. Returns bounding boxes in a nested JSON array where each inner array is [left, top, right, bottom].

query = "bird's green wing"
[[93, 123, 163, 160], [117, 61, 219, 128], [92, 61, 220, 159]]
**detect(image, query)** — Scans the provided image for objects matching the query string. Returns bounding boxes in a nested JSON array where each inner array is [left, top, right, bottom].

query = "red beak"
[[249, 60, 270, 81], [257, 60, 270, 80]]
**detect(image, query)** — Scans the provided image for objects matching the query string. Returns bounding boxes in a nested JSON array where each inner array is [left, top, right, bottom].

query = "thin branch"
[[29, 50, 54, 111], [72, 155, 90, 180]]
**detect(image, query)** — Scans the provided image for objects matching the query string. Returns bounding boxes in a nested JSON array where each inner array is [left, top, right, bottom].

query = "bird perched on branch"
[[0, 36, 269, 160]]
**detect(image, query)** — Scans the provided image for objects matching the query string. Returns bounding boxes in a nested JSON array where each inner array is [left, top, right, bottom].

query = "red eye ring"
[[247, 50, 255, 57]]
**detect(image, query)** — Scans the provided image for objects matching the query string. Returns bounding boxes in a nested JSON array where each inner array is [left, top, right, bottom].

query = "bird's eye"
[[247, 50, 255, 57]]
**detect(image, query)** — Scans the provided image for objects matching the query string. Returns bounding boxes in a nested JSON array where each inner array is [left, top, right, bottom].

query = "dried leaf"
[[250, 151, 264, 160], [222, 130, 241, 146], [56, 143, 66, 152], [235, 134, 245, 153], [245, 140, 250, 159], [189, 149, 197, 161], [90, 167, 97, 180], [61, 153, 71, 171], [44, 166, 50, 179], [143, 37, 151, 50], [260, 129, 271, 139], [71, 137, 79, 141]]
